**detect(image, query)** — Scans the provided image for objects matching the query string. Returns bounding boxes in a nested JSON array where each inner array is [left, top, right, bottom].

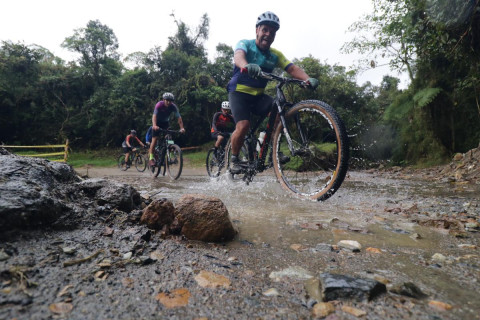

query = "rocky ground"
[[0, 147, 479, 320]]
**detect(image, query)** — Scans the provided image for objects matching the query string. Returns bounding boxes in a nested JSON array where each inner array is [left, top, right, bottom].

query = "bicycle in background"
[[206, 132, 230, 177], [148, 129, 183, 180], [117, 147, 148, 172]]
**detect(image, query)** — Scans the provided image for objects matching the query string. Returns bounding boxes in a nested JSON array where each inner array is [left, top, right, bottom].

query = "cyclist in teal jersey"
[[227, 11, 319, 173]]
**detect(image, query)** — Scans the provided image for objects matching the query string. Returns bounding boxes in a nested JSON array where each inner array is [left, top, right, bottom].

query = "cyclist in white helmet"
[[210, 101, 235, 157], [148, 92, 185, 166], [226, 11, 319, 174]]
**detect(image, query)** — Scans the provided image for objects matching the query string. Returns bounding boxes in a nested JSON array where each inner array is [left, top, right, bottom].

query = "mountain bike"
[[206, 132, 230, 177], [148, 129, 183, 180], [225, 71, 349, 201], [117, 147, 148, 172]]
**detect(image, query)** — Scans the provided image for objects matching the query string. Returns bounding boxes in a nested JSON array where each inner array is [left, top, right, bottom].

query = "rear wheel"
[[166, 144, 183, 180], [134, 154, 147, 172], [117, 154, 128, 171], [206, 148, 223, 177], [272, 100, 349, 201]]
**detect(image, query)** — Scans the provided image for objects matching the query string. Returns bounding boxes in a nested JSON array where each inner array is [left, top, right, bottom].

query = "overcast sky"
[[1, 0, 409, 88]]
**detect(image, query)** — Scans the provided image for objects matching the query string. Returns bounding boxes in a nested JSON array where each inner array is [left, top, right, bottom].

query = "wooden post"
[[64, 139, 69, 162]]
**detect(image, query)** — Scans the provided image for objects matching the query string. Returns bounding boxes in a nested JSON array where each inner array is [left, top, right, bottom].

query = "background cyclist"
[[211, 101, 235, 158], [122, 130, 146, 169], [145, 126, 153, 147], [226, 11, 319, 173], [148, 92, 185, 167]]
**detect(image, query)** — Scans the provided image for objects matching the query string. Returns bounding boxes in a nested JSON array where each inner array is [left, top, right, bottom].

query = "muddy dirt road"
[[1, 165, 479, 320]]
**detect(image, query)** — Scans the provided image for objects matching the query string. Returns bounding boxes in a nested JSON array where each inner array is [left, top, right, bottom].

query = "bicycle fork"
[[278, 111, 309, 157]]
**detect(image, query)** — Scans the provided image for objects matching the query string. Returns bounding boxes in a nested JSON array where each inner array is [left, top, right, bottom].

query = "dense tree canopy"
[[344, 0, 480, 165], [2, 3, 479, 167]]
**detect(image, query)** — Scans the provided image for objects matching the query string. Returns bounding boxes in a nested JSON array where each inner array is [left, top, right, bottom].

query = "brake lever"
[[300, 81, 310, 89]]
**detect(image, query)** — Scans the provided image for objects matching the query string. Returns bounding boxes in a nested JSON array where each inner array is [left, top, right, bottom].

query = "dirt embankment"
[[375, 143, 480, 184]]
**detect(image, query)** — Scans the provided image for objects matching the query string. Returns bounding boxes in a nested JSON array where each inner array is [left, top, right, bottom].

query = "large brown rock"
[[175, 194, 236, 242], [140, 198, 175, 230]]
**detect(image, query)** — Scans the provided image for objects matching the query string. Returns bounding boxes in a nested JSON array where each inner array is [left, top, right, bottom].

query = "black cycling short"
[[123, 146, 133, 153], [152, 122, 169, 137], [211, 131, 230, 140], [228, 91, 273, 122]]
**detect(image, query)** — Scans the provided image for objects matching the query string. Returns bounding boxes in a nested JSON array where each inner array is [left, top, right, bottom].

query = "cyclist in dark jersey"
[[211, 101, 235, 156], [122, 130, 146, 169], [227, 11, 319, 173], [148, 92, 185, 166]]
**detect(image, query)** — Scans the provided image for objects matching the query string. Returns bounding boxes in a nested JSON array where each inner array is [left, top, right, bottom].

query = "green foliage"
[[344, 0, 480, 165], [67, 148, 118, 167], [413, 87, 442, 109], [4, 7, 478, 168], [182, 147, 209, 167]]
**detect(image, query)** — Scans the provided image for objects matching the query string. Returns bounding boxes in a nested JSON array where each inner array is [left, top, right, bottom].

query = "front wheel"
[[272, 100, 349, 201], [117, 154, 128, 171], [166, 144, 183, 180], [206, 148, 224, 177], [134, 154, 147, 172], [149, 147, 162, 177]]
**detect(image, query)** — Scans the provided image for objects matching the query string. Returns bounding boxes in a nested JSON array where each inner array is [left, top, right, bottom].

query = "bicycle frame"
[[154, 130, 177, 169], [239, 72, 306, 180], [228, 70, 349, 201], [149, 129, 184, 180]]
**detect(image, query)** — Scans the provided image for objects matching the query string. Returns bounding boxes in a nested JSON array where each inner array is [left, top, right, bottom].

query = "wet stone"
[[175, 194, 236, 242], [432, 253, 447, 262], [0, 152, 143, 234], [310, 243, 333, 253], [140, 198, 175, 230], [389, 282, 428, 299], [337, 240, 362, 252], [269, 266, 315, 282], [319, 273, 387, 302]]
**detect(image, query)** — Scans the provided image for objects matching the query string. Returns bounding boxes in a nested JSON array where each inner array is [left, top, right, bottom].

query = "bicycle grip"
[[240, 67, 248, 74]]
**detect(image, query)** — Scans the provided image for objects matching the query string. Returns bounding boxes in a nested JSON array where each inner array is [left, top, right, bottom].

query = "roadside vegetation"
[[66, 146, 210, 169]]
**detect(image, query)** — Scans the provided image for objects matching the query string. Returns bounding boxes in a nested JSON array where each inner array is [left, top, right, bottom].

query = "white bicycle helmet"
[[162, 92, 175, 101], [256, 11, 280, 30], [221, 101, 230, 110]]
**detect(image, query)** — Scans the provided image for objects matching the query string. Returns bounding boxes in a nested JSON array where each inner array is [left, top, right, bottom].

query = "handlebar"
[[154, 128, 183, 135], [240, 68, 311, 89]]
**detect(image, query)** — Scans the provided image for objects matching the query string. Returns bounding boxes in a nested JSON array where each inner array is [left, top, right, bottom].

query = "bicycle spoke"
[[225, 139, 250, 181], [273, 101, 349, 201], [166, 144, 183, 180], [117, 155, 128, 171], [206, 148, 224, 177], [135, 154, 147, 172]]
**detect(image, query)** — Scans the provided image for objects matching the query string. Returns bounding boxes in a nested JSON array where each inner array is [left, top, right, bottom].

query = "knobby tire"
[[152, 147, 162, 177], [117, 154, 127, 171], [166, 144, 183, 180], [206, 148, 222, 177], [134, 154, 147, 172], [272, 100, 349, 201]]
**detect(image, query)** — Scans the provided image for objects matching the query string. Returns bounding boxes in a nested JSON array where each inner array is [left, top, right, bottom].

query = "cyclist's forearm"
[[178, 117, 184, 130], [152, 114, 157, 128], [286, 64, 309, 81], [234, 50, 248, 68]]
